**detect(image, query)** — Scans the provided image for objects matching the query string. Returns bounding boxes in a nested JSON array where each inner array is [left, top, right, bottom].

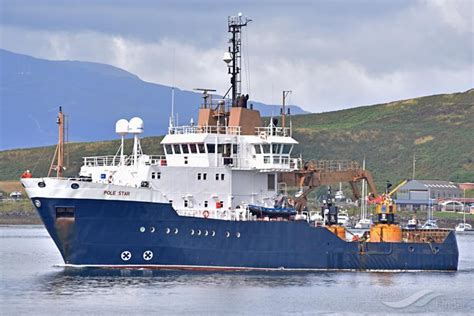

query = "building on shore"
[[395, 180, 462, 211]]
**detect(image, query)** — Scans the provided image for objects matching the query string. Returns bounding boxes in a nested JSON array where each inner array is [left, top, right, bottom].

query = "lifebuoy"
[[203, 210, 210, 219]]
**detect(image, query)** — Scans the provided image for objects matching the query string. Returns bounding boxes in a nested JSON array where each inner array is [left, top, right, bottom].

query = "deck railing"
[[83, 155, 167, 167], [255, 126, 292, 137], [168, 125, 241, 135]]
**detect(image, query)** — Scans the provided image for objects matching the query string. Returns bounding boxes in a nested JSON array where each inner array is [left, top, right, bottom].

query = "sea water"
[[1, 226, 473, 315]]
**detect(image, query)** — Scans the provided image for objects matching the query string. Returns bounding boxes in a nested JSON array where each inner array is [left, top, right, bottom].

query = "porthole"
[[408, 246, 414, 252], [198, 230, 202, 236], [71, 183, 79, 189], [433, 247, 440, 254], [140, 226, 146, 233], [205, 230, 209, 236], [212, 230, 216, 237], [166, 228, 171, 234], [38, 182, 46, 188], [174, 228, 179, 234], [34, 200, 41, 208], [225, 231, 230, 238], [150, 227, 156, 233], [236, 232, 241, 238], [191, 229, 195, 235]]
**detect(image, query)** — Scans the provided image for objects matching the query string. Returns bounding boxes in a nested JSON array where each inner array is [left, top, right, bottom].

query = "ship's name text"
[[104, 190, 130, 196]]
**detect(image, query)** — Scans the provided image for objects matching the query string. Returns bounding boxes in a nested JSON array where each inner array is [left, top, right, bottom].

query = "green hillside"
[[1, 90, 473, 189], [291, 89, 474, 186]]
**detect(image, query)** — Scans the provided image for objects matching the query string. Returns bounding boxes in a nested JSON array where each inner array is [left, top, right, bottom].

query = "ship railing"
[[255, 126, 292, 137], [169, 125, 241, 135], [83, 155, 125, 167], [313, 160, 361, 171]]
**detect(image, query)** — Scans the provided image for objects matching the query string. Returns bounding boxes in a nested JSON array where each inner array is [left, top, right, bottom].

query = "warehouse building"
[[395, 180, 462, 211]]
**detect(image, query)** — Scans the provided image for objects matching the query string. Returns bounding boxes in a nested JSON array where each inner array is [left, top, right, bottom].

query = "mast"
[[282, 90, 291, 128], [48, 106, 65, 178], [225, 13, 251, 106]]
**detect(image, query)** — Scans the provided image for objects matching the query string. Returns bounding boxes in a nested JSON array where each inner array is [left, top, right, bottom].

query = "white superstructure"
[[79, 115, 301, 221]]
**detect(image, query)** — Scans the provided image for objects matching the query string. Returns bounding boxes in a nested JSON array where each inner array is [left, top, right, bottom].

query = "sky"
[[1, 0, 473, 112]]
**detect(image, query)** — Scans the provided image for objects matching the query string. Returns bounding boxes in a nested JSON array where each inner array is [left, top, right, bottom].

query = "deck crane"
[[367, 179, 408, 242]]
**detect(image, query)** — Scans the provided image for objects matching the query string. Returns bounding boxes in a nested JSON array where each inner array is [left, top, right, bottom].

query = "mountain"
[[0, 49, 307, 150], [1, 90, 472, 187]]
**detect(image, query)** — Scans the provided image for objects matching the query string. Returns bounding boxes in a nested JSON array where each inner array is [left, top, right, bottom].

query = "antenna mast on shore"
[[48, 106, 66, 178]]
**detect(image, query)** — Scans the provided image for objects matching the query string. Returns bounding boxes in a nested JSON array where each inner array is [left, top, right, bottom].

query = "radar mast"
[[223, 13, 251, 106]]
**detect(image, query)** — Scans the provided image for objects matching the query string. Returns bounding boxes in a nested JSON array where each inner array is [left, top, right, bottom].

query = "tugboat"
[[21, 14, 458, 271]]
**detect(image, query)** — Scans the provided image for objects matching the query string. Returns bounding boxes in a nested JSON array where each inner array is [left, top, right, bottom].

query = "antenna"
[[194, 88, 217, 109], [115, 119, 129, 165], [225, 13, 252, 106], [129, 117, 144, 169], [170, 48, 176, 127], [282, 90, 292, 129], [412, 152, 416, 180]]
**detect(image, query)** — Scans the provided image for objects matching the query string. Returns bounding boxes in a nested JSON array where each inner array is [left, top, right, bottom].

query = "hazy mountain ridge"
[[0, 49, 306, 150]]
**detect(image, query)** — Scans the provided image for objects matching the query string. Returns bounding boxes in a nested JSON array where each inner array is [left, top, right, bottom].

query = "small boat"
[[355, 218, 372, 229], [422, 219, 439, 229], [455, 223, 473, 232], [248, 205, 297, 219], [337, 210, 350, 227], [405, 218, 421, 230]]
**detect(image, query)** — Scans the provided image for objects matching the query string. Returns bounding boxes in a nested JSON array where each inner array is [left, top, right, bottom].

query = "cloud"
[[1, 0, 472, 112]]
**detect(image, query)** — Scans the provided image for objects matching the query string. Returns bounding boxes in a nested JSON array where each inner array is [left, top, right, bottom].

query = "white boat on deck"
[[355, 218, 372, 229]]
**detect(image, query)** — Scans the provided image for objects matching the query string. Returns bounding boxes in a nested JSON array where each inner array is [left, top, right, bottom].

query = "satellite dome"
[[115, 119, 129, 135], [129, 117, 144, 134]]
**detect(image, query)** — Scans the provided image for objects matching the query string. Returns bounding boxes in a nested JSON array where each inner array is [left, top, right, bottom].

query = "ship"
[[21, 14, 458, 271]]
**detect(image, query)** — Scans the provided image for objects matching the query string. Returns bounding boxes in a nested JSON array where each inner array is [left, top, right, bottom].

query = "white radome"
[[129, 117, 144, 134], [115, 119, 129, 135]]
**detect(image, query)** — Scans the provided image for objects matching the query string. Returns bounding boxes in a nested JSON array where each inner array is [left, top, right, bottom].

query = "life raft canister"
[[203, 210, 210, 218]]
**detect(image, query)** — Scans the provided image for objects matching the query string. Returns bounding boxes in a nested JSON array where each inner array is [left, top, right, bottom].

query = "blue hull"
[[34, 198, 459, 271]]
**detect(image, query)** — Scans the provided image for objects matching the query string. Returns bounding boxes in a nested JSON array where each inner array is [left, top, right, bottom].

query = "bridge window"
[[273, 156, 280, 164], [272, 144, 281, 154], [184, 200, 188, 207], [198, 143, 206, 153], [232, 144, 238, 154], [204, 201, 208, 207], [198, 173, 202, 180], [173, 144, 181, 154], [262, 144, 270, 154], [181, 144, 189, 154], [164, 145, 173, 155], [263, 156, 270, 164], [190, 144, 197, 153], [282, 144, 292, 154], [215, 173, 220, 180], [207, 144, 215, 153], [254, 145, 261, 154], [203, 173, 207, 180], [221, 174, 225, 181]]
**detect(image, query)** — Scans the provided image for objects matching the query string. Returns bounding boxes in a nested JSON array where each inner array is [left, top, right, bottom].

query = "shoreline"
[[0, 202, 471, 228]]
